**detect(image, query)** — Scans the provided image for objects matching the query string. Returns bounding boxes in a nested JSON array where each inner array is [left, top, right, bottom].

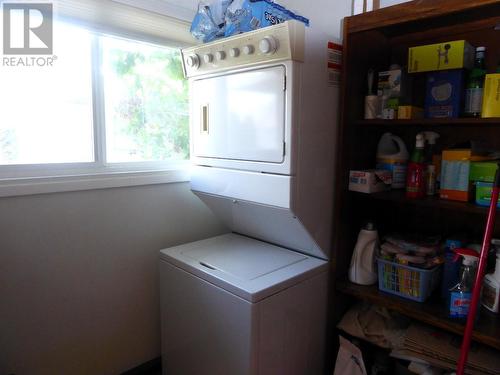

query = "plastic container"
[[377, 258, 441, 302], [448, 248, 478, 319], [348, 222, 379, 285], [441, 251, 461, 299], [406, 133, 425, 198], [482, 252, 500, 313], [376, 133, 409, 189]]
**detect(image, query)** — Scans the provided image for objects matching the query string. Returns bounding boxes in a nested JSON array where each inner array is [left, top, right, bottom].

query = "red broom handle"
[[456, 164, 500, 375]]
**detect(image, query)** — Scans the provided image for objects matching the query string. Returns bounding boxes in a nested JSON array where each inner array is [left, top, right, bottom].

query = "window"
[[102, 36, 189, 163], [0, 19, 190, 189], [0, 23, 94, 165]]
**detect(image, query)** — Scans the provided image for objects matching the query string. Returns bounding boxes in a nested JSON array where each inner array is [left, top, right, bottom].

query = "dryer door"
[[191, 65, 287, 172]]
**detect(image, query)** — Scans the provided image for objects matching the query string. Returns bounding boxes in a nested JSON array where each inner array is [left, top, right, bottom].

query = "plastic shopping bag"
[[333, 336, 367, 375], [191, 0, 233, 42]]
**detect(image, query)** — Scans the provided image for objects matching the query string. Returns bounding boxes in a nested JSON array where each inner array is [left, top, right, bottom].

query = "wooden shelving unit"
[[332, 0, 500, 369], [353, 190, 496, 215], [357, 118, 500, 127], [337, 280, 500, 351]]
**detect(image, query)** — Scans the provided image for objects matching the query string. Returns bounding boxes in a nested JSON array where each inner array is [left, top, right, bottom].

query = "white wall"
[[0, 183, 226, 375], [0, 1, 350, 374]]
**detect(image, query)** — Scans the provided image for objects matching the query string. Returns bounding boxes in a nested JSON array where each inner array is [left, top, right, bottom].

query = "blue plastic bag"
[[225, 0, 309, 37], [191, 0, 233, 43]]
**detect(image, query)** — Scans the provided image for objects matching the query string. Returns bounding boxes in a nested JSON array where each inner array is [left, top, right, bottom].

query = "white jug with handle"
[[348, 222, 379, 285], [376, 133, 409, 189]]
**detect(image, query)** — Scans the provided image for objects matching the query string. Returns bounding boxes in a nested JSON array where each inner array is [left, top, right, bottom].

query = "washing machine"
[[160, 233, 328, 375], [160, 20, 339, 375]]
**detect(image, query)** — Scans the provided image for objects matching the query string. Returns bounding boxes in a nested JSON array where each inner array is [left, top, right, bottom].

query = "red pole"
[[456, 164, 500, 375]]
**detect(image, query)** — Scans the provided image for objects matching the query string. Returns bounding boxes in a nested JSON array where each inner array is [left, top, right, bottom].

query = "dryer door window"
[[192, 65, 286, 164]]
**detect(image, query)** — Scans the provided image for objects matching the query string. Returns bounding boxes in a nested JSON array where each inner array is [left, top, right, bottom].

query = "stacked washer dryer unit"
[[160, 21, 337, 375]]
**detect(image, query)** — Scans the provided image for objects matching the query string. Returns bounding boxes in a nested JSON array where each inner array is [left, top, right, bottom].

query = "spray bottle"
[[423, 131, 440, 165], [406, 133, 425, 198], [449, 248, 479, 320], [423, 131, 441, 195]]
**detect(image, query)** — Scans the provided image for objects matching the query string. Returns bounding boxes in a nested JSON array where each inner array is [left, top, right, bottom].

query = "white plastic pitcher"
[[376, 133, 409, 189]]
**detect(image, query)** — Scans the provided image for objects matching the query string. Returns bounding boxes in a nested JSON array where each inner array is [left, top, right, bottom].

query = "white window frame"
[[0, 1, 195, 197]]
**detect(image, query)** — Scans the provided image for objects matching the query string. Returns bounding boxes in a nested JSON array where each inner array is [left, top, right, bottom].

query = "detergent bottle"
[[348, 222, 379, 285], [449, 248, 479, 320], [376, 133, 409, 189], [482, 249, 500, 313]]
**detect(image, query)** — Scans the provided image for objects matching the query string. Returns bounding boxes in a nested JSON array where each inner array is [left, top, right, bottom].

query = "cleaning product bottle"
[[423, 131, 440, 196], [464, 46, 487, 117], [348, 222, 379, 285], [449, 248, 479, 320], [482, 249, 500, 313], [422, 131, 440, 165], [406, 133, 425, 198], [423, 131, 441, 195], [376, 133, 409, 189], [441, 239, 463, 299]]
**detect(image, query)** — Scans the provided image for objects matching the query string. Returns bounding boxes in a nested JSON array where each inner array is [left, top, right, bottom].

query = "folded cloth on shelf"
[[337, 302, 409, 349]]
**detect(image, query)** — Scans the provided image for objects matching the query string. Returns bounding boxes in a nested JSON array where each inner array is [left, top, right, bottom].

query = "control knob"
[[259, 36, 278, 54], [242, 45, 255, 55], [229, 48, 240, 58], [186, 54, 200, 69], [215, 51, 226, 60], [203, 53, 214, 63]]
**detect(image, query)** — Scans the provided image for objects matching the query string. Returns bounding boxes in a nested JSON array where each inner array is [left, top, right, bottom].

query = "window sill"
[[0, 168, 190, 198]]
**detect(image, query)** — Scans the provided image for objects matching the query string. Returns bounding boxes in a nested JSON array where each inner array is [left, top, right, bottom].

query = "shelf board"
[[336, 280, 500, 351], [356, 118, 500, 127], [356, 190, 493, 215]]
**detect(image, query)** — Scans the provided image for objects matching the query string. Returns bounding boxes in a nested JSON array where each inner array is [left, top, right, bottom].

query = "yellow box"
[[408, 40, 475, 73], [482, 74, 500, 118], [397, 105, 424, 119]]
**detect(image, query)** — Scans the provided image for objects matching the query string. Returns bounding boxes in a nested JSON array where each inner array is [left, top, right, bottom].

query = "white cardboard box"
[[349, 169, 392, 193]]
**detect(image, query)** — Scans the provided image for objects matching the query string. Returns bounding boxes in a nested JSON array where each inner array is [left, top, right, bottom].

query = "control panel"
[[182, 21, 305, 78]]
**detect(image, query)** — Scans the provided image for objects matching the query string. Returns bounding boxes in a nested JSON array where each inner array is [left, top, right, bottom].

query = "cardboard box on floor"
[[400, 323, 500, 375]]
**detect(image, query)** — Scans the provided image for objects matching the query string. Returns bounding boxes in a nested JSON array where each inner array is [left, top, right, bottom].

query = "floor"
[[120, 358, 161, 375]]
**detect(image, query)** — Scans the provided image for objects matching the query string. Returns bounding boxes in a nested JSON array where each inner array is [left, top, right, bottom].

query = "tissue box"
[[481, 74, 500, 118], [408, 40, 475, 73], [349, 170, 392, 194], [440, 149, 471, 202]]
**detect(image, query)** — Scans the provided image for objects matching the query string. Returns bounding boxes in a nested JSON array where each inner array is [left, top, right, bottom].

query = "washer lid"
[[160, 233, 327, 302]]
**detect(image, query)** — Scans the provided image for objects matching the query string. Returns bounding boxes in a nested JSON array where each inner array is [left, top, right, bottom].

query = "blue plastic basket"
[[377, 258, 442, 302]]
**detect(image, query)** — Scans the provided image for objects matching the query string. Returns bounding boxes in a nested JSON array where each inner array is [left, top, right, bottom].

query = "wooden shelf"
[[336, 280, 500, 351], [355, 190, 494, 215], [356, 118, 500, 127], [334, 3, 500, 367]]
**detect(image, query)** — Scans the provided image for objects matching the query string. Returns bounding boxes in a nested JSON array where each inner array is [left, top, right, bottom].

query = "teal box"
[[475, 182, 500, 208]]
